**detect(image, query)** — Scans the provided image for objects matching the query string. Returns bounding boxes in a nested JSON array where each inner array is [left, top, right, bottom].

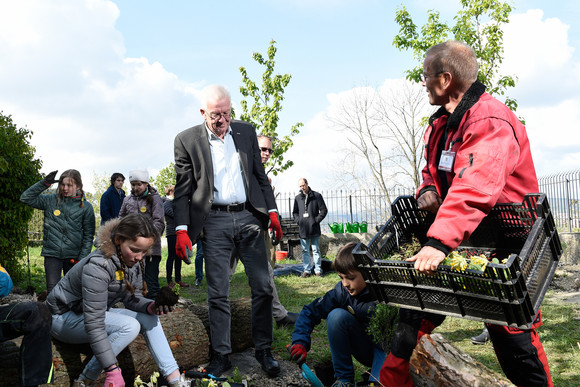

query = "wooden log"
[[409, 333, 514, 387], [0, 297, 255, 386], [185, 296, 254, 353], [0, 306, 209, 386]]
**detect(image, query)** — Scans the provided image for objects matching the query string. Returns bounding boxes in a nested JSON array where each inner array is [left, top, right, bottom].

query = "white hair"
[[200, 84, 231, 110]]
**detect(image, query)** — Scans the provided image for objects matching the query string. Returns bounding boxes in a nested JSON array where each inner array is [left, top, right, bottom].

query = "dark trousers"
[[195, 240, 204, 282], [202, 208, 273, 354], [144, 254, 161, 298], [380, 308, 552, 387], [0, 302, 53, 386], [165, 235, 182, 283], [44, 256, 76, 293]]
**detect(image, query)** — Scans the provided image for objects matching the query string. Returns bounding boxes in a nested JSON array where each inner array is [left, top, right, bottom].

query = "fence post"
[[566, 177, 571, 233], [349, 194, 353, 223]]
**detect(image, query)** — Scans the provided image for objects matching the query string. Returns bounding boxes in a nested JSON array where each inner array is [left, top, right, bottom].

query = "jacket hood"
[[96, 218, 121, 257]]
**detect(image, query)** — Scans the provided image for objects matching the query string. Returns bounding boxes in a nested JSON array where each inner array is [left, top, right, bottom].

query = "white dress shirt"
[[206, 125, 247, 205]]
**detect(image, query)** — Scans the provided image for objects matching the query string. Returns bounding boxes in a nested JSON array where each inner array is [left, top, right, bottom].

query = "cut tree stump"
[[0, 298, 255, 386], [409, 333, 514, 387]]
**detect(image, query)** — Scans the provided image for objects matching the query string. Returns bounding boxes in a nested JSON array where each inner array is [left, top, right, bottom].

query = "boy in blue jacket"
[[288, 242, 385, 387]]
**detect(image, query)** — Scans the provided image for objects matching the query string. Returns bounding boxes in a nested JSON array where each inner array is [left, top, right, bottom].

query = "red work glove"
[[175, 230, 192, 264], [104, 366, 125, 386], [288, 343, 307, 364], [269, 212, 283, 243]]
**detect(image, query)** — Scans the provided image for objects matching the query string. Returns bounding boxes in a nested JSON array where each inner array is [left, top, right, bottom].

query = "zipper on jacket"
[[459, 153, 474, 178]]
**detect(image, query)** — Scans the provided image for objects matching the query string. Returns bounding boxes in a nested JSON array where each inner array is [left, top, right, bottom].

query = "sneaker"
[[195, 278, 202, 287], [72, 378, 95, 387], [204, 352, 232, 376], [276, 312, 299, 328], [470, 327, 490, 345], [300, 272, 310, 278], [331, 380, 355, 387], [315, 272, 322, 277]]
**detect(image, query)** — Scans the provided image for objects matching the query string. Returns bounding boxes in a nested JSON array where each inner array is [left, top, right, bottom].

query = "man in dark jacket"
[[292, 178, 327, 277], [100, 172, 125, 224]]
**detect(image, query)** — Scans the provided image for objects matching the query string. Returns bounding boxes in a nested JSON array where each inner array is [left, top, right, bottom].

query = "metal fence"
[[25, 170, 580, 242], [538, 169, 580, 232], [275, 187, 416, 233]]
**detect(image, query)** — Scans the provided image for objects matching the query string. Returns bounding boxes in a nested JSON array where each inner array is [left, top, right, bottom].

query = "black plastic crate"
[[353, 194, 562, 329]]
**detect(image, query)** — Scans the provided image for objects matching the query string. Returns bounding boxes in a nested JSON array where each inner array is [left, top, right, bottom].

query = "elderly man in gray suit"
[[173, 84, 283, 378]]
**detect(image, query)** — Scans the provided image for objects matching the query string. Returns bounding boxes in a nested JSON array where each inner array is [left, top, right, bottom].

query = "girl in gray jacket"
[[119, 169, 165, 299], [47, 213, 181, 387]]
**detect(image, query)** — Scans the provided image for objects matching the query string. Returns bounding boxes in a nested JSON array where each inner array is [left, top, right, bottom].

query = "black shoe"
[[470, 328, 490, 345], [255, 348, 280, 377], [276, 312, 299, 328], [204, 352, 232, 376], [195, 278, 202, 287]]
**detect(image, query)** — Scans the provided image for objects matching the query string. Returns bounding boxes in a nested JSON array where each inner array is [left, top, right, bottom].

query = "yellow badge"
[[347, 305, 355, 315], [54, 209, 61, 216], [115, 270, 124, 281], [140, 206, 147, 213]]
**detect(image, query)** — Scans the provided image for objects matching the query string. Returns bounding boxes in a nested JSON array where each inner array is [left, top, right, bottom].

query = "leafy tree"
[[0, 112, 42, 280], [239, 40, 302, 176], [393, 0, 519, 111], [328, 81, 432, 212], [153, 162, 176, 195]]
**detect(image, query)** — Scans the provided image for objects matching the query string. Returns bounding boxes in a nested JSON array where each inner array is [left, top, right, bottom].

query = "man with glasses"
[[173, 84, 283, 378], [380, 41, 552, 387]]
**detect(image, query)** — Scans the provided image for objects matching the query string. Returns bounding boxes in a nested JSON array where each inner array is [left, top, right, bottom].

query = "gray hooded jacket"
[[46, 218, 152, 369]]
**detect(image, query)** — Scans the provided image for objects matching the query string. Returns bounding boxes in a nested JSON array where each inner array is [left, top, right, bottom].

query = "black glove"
[[44, 170, 59, 185], [154, 286, 179, 311]]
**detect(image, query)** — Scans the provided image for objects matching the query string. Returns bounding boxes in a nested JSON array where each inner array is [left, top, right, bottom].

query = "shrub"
[[0, 112, 42, 280]]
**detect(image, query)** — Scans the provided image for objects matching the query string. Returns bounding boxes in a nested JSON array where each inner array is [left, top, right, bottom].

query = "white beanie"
[[129, 169, 149, 183]]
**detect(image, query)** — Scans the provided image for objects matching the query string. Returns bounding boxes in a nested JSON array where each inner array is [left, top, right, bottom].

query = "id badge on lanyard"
[[438, 143, 456, 173]]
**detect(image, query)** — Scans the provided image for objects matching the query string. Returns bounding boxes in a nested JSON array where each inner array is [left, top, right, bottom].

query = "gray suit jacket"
[[173, 120, 277, 242]]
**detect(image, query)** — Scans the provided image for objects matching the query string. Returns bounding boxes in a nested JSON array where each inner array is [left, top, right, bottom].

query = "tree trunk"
[[409, 333, 514, 387], [0, 298, 255, 386]]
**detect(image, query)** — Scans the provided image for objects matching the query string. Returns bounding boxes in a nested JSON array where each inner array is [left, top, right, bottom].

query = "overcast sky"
[[1, 0, 579, 194]]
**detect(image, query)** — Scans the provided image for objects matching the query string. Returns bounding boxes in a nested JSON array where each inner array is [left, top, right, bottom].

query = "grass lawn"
[[16, 246, 580, 385]]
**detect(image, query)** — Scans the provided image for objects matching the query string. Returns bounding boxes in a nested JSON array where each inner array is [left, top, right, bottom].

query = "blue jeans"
[[51, 308, 178, 380], [195, 240, 204, 282], [327, 308, 385, 383], [300, 236, 321, 274]]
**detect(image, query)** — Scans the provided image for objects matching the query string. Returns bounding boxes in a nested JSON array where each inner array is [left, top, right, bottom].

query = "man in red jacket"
[[380, 40, 552, 387]]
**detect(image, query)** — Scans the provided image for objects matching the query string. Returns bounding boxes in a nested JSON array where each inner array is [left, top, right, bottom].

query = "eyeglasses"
[[260, 147, 273, 154], [206, 111, 231, 121], [420, 71, 444, 82]]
